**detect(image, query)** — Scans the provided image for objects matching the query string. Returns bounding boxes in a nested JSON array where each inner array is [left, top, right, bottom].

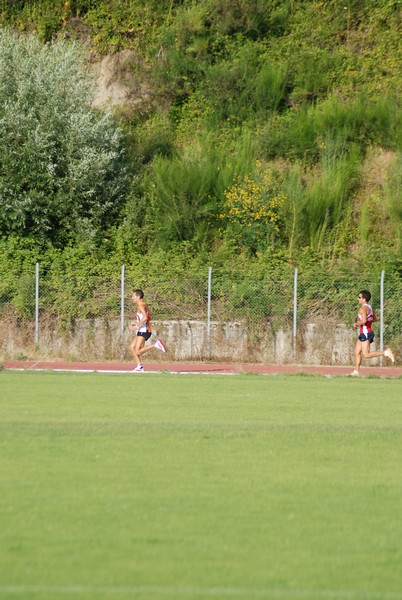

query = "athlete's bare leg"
[[354, 340, 363, 373], [353, 340, 394, 374], [130, 336, 146, 366], [136, 343, 158, 358], [361, 340, 388, 360]]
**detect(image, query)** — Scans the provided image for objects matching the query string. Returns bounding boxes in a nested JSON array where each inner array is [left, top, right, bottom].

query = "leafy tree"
[[0, 29, 128, 246]]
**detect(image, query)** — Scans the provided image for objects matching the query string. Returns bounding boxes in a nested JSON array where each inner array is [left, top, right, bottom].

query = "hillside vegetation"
[[0, 0, 401, 285]]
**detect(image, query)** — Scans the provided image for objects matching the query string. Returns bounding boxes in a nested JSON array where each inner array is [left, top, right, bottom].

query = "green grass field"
[[1, 371, 401, 600]]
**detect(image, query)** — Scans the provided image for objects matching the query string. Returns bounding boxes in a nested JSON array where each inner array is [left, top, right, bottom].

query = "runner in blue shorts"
[[351, 289, 394, 376]]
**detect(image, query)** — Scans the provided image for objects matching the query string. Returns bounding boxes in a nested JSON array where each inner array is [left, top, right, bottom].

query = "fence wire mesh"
[[1, 264, 401, 363], [124, 275, 208, 322]]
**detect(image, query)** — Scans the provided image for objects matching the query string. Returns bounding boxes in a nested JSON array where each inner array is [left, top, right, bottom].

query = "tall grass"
[[385, 152, 402, 255], [302, 145, 361, 250], [260, 92, 401, 162], [289, 47, 341, 104], [280, 146, 361, 253], [280, 163, 305, 259], [145, 130, 256, 247], [315, 92, 401, 149], [254, 59, 288, 114]]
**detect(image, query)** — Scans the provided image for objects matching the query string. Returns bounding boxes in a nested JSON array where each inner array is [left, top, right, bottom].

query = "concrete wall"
[[0, 317, 364, 365]]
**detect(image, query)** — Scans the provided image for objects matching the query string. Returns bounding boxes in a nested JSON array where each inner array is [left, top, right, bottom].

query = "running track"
[[3, 360, 401, 377]]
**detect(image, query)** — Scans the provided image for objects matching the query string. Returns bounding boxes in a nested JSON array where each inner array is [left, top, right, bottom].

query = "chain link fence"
[[1, 264, 401, 364]]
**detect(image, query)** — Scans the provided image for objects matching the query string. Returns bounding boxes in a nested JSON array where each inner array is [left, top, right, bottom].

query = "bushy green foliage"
[[143, 130, 256, 248], [220, 161, 286, 253], [0, 0, 401, 279], [0, 29, 128, 246]]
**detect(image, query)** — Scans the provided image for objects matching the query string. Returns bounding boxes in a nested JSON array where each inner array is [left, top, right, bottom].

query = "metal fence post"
[[292, 268, 298, 361], [120, 264, 125, 335], [379, 269, 385, 366], [120, 264, 125, 359], [35, 262, 39, 346], [207, 266, 212, 358]]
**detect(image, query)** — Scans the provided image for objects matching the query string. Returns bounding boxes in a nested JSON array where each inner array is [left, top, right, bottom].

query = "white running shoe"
[[384, 348, 395, 363], [132, 365, 144, 372], [350, 370, 360, 377], [155, 339, 167, 353]]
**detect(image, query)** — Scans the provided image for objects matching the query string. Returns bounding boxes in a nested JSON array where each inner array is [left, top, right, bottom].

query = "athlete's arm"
[[361, 305, 369, 324], [356, 305, 368, 326]]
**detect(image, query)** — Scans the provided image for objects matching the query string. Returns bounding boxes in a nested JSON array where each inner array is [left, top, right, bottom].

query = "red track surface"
[[3, 360, 401, 377]]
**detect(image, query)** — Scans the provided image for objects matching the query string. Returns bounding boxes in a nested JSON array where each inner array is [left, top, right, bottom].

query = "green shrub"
[[141, 130, 256, 248], [1, 0, 401, 276], [220, 161, 286, 254], [0, 29, 128, 246]]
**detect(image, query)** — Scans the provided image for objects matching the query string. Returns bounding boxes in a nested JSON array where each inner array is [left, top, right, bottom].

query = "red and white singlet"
[[358, 303, 374, 337]]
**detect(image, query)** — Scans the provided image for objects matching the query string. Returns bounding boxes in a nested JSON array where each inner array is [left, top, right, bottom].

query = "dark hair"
[[359, 289, 371, 302], [133, 289, 144, 299]]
